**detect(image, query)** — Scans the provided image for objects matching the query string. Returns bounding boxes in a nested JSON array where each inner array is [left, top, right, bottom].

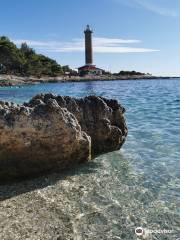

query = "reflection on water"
[[0, 79, 179, 239]]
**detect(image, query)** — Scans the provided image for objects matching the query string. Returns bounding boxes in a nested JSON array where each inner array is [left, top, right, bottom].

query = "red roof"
[[78, 65, 103, 71]]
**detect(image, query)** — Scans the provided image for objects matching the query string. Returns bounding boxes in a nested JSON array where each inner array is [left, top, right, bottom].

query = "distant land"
[[0, 36, 178, 87]]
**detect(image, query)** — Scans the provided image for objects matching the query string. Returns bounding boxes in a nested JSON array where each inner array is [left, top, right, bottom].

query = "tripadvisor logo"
[[135, 227, 174, 236], [135, 227, 144, 236]]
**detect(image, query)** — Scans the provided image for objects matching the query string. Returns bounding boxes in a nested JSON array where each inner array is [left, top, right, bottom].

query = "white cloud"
[[93, 46, 157, 53], [14, 40, 52, 46], [113, 0, 178, 17], [134, 0, 178, 17], [93, 37, 141, 45], [13, 37, 158, 53]]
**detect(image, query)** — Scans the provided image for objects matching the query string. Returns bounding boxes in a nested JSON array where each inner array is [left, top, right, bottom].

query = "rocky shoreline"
[[0, 94, 127, 182], [0, 74, 175, 87]]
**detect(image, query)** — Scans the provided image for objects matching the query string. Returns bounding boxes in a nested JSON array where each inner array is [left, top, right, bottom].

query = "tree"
[[0, 36, 73, 76], [0, 36, 25, 74], [20, 42, 35, 57]]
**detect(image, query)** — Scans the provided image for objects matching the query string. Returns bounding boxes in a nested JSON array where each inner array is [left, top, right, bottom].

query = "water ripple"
[[0, 79, 179, 239]]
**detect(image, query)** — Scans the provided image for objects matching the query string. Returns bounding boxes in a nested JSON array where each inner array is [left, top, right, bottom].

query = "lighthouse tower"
[[78, 25, 103, 76], [84, 25, 93, 65]]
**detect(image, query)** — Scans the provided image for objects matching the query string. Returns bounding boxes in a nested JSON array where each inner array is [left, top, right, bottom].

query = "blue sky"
[[0, 0, 180, 76]]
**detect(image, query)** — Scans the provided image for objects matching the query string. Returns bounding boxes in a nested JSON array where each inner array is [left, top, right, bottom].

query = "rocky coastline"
[[0, 74, 175, 87], [0, 94, 127, 182]]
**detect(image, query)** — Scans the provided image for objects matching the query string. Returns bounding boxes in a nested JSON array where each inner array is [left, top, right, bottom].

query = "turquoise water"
[[0, 79, 180, 239]]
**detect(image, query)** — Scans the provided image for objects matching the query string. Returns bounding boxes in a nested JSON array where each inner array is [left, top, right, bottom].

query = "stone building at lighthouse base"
[[78, 65, 103, 76]]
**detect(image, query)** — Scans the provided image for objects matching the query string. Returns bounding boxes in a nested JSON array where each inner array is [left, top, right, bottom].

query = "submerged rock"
[[0, 94, 127, 182]]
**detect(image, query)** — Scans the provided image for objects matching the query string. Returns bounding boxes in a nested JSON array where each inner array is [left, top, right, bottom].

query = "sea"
[[0, 79, 179, 240]]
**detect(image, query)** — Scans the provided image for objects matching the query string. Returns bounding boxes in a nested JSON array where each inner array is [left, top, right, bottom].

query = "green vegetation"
[[114, 70, 147, 76], [0, 36, 76, 77]]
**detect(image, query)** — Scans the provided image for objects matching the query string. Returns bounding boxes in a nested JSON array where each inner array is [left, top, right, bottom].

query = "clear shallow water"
[[0, 79, 180, 239]]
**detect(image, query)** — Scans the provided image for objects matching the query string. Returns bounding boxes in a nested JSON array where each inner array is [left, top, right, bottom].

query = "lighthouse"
[[78, 25, 103, 76], [84, 25, 93, 65]]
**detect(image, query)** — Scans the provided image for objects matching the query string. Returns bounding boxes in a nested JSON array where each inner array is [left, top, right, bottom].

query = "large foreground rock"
[[0, 94, 127, 182]]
